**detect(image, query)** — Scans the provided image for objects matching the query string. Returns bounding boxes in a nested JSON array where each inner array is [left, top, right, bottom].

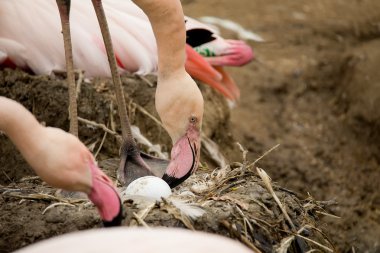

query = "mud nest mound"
[[0, 158, 334, 253], [0, 69, 334, 252]]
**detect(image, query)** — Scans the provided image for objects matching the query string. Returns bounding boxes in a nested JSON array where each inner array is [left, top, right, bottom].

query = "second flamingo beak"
[[162, 124, 200, 188], [87, 162, 123, 227]]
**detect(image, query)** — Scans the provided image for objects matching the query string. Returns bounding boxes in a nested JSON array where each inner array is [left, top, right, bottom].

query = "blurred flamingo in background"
[[0, 0, 253, 101]]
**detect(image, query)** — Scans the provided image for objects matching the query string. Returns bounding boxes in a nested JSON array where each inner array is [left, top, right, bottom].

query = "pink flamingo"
[[0, 0, 252, 188], [0, 96, 122, 226], [0, 0, 253, 101]]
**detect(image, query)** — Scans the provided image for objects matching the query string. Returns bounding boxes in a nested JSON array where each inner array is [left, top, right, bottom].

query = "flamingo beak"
[[215, 40, 254, 67], [87, 162, 123, 227], [162, 129, 200, 188], [185, 45, 240, 100]]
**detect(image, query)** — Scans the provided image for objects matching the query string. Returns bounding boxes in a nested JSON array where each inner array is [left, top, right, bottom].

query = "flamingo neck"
[[0, 97, 42, 158], [132, 0, 186, 77]]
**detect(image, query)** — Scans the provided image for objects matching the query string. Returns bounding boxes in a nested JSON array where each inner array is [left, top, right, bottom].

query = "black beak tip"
[[102, 198, 123, 227], [162, 138, 197, 188], [162, 173, 190, 189]]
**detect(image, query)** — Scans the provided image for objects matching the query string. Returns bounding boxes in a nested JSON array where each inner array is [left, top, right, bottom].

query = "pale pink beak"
[[88, 162, 123, 227], [203, 40, 254, 67], [162, 125, 200, 188]]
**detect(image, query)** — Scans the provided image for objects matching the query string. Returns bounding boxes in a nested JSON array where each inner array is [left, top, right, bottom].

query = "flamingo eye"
[[189, 116, 197, 124]]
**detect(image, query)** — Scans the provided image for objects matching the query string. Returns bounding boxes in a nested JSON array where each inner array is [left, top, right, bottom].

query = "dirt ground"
[[183, 0, 380, 251], [1, 0, 380, 252]]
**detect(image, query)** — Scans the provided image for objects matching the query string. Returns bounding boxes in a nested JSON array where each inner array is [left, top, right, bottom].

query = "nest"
[[117, 145, 336, 253], [0, 146, 336, 253], [0, 69, 335, 252]]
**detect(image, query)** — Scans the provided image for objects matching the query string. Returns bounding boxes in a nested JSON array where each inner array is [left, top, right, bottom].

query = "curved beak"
[[185, 45, 240, 100], [87, 162, 123, 227], [162, 131, 200, 188]]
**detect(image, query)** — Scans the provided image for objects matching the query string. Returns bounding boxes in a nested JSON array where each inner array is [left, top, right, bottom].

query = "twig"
[[293, 233, 333, 253], [42, 202, 76, 214], [3, 191, 86, 204], [1, 188, 23, 194], [236, 205, 254, 237], [4, 192, 67, 202], [315, 210, 341, 219], [94, 130, 108, 159], [301, 225, 337, 252], [19, 176, 40, 182], [87, 139, 99, 152], [247, 144, 280, 169], [78, 117, 118, 136], [251, 198, 274, 216], [256, 167, 296, 231], [217, 179, 246, 195], [136, 74, 154, 87], [250, 216, 274, 228], [210, 195, 248, 210], [129, 203, 154, 227], [133, 212, 150, 228], [127, 99, 137, 123], [236, 142, 249, 164], [133, 102, 164, 129], [2, 170, 13, 183], [139, 203, 155, 219], [276, 235, 295, 253]]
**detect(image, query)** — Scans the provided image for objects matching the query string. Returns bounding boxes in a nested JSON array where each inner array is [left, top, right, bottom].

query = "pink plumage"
[[0, 0, 253, 100], [0, 0, 156, 76]]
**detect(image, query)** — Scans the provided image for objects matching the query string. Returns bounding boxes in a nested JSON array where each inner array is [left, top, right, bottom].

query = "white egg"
[[122, 176, 172, 201]]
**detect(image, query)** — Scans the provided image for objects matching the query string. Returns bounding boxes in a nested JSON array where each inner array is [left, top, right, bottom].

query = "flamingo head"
[[186, 27, 254, 67], [195, 39, 254, 67], [155, 70, 204, 188], [0, 97, 123, 227]]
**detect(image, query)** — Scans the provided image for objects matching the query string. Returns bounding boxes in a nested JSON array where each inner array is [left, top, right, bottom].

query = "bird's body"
[[14, 227, 252, 253], [0, 0, 253, 100], [0, 0, 156, 76]]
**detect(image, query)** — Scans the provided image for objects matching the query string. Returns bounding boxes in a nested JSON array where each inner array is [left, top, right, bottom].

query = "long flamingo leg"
[[56, 0, 78, 137], [91, 0, 154, 185], [91, 0, 131, 141]]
